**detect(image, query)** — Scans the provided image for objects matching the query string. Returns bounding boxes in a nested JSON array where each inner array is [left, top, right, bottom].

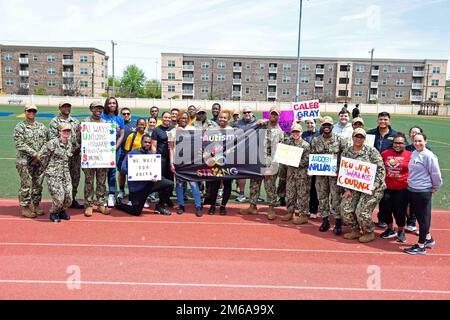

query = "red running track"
[[0, 198, 449, 300]]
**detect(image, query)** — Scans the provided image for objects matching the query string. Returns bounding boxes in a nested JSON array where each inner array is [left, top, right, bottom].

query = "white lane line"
[[1, 242, 450, 257], [0, 279, 449, 295]]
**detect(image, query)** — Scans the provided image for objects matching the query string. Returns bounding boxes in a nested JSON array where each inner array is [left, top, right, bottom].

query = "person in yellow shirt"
[[149, 106, 163, 127], [124, 118, 147, 152], [187, 105, 197, 125]]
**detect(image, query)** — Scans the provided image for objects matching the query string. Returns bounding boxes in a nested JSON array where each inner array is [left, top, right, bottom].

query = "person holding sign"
[[116, 134, 174, 216], [340, 128, 386, 243], [82, 101, 111, 217], [310, 116, 347, 235], [284, 123, 311, 224]]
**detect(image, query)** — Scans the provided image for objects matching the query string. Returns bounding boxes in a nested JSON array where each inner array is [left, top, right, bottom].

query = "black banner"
[[174, 129, 264, 181]]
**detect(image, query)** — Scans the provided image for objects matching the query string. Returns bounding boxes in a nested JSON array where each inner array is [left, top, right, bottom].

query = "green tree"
[[120, 65, 146, 98], [144, 79, 161, 98], [33, 87, 47, 95]]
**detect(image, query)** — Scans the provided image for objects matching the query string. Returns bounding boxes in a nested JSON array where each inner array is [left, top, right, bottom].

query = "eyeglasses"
[[243, 111, 252, 114], [122, 113, 131, 116], [25, 110, 37, 113]]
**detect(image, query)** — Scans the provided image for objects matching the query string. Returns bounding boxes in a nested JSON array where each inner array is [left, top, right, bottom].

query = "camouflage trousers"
[[276, 164, 287, 198], [82, 168, 107, 207], [286, 167, 311, 216], [340, 190, 383, 233], [315, 176, 342, 219], [69, 151, 81, 199], [249, 174, 277, 206], [16, 163, 44, 207], [46, 171, 72, 214]]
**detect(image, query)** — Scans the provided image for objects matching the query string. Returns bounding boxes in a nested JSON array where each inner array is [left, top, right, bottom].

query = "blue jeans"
[[107, 149, 121, 195], [176, 179, 201, 208]]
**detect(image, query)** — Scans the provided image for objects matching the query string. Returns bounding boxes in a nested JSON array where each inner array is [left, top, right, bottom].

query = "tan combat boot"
[[293, 214, 308, 225], [96, 205, 111, 215], [281, 211, 294, 221], [239, 204, 258, 215], [344, 229, 361, 240], [22, 206, 37, 218], [267, 206, 277, 220], [358, 232, 375, 243], [84, 206, 93, 217], [33, 204, 45, 216]]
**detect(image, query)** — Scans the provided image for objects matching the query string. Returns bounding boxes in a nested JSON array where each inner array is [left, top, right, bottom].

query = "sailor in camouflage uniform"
[[39, 123, 73, 222], [310, 116, 347, 235], [340, 128, 386, 243], [13, 104, 48, 218], [48, 101, 84, 209], [284, 123, 311, 224], [240, 106, 284, 220]]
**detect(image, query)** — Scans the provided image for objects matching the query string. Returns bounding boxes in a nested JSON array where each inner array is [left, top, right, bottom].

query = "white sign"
[[128, 154, 162, 181], [273, 143, 304, 167], [81, 122, 116, 168], [292, 99, 321, 121], [307, 154, 338, 176], [337, 157, 377, 195], [365, 134, 375, 147]]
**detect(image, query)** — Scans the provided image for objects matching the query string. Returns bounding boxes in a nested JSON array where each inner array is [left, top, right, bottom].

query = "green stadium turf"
[[1, 104, 449, 208]]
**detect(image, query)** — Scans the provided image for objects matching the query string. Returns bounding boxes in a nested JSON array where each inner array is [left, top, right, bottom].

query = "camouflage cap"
[[321, 116, 334, 126], [59, 123, 72, 131], [352, 128, 367, 138], [89, 100, 104, 110], [24, 104, 38, 111], [291, 122, 303, 132], [269, 106, 280, 115], [58, 100, 72, 108], [352, 117, 364, 125]]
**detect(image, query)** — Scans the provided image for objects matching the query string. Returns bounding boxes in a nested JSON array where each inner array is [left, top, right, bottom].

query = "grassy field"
[[1, 104, 449, 208]]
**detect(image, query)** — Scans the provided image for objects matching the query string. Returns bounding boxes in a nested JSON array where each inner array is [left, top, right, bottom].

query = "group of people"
[[14, 99, 443, 255]]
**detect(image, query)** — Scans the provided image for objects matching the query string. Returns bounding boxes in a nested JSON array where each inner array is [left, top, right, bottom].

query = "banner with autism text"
[[292, 99, 321, 122], [128, 154, 162, 181], [337, 157, 377, 195], [273, 143, 303, 167], [307, 154, 338, 176], [263, 110, 294, 132], [81, 122, 116, 168]]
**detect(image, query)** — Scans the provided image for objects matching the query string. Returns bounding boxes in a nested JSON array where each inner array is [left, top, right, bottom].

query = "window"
[[283, 64, 291, 71], [328, 78, 333, 84], [32, 55, 38, 61], [6, 79, 13, 86], [301, 64, 310, 71], [259, 89, 264, 95], [201, 62, 209, 69], [356, 66, 365, 72], [259, 64, 265, 70], [47, 55, 56, 62], [300, 89, 308, 96], [201, 86, 209, 93], [282, 88, 290, 95], [168, 60, 175, 67], [283, 76, 292, 83], [430, 92, 438, 98], [338, 90, 348, 97], [245, 63, 251, 69], [48, 80, 57, 87], [245, 75, 251, 82], [47, 67, 56, 75], [259, 75, 264, 82], [383, 66, 389, 73], [340, 65, 350, 72], [80, 56, 89, 62], [168, 85, 176, 92], [245, 88, 250, 94], [33, 68, 39, 74], [432, 67, 440, 74], [217, 74, 225, 81], [382, 79, 388, 85], [328, 65, 334, 72], [5, 66, 13, 73], [217, 62, 226, 69], [355, 78, 363, 85], [431, 79, 439, 86], [395, 91, 404, 98], [339, 78, 349, 84], [80, 81, 89, 88], [354, 91, 363, 97], [80, 68, 89, 75], [396, 79, 405, 85], [4, 54, 13, 61], [201, 74, 209, 81], [381, 91, 387, 97], [34, 80, 39, 86], [168, 73, 175, 80], [300, 77, 308, 84], [397, 66, 406, 73]]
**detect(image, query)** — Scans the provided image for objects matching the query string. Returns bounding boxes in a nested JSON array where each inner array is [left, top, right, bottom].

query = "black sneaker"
[[396, 230, 406, 243], [208, 206, 216, 215], [69, 200, 84, 209], [376, 221, 388, 229], [195, 207, 203, 217], [59, 210, 71, 221], [319, 217, 330, 232], [50, 213, 61, 223], [380, 229, 397, 239], [424, 238, 436, 249], [155, 205, 171, 216], [333, 219, 342, 235], [403, 244, 426, 255], [219, 206, 226, 215], [177, 205, 185, 215]]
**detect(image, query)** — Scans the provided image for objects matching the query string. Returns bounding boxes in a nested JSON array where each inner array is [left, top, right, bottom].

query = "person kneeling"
[[115, 134, 173, 216]]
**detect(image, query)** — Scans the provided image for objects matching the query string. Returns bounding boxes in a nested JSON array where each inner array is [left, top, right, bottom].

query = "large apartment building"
[[0, 44, 109, 97], [161, 53, 447, 105]]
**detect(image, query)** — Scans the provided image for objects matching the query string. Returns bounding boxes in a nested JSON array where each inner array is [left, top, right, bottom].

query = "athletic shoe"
[[376, 221, 388, 229], [424, 238, 436, 249], [144, 200, 150, 208], [149, 193, 159, 203], [219, 206, 227, 215], [50, 213, 61, 223], [177, 205, 185, 215], [309, 213, 317, 219], [403, 244, 426, 255], [236, 194, 246, 202], [107, 194, 116, 207], [155, 205, 171, 216], [380, 229, 397, 239], [117, 191, 125, 200], [59, 210, 71, 221], [396, 230, 406, 243], [257, 197, 265, 203], [195, 207, 203, 217], [406, 225, 417, 232]]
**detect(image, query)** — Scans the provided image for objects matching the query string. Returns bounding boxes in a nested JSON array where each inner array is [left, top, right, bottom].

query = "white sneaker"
[[406, 225, 417, 232], [127, 201, 132, 206], [236, 194, 246, 202], [107, 194, 116, 207], [118, 191, 125, 200], [309, 213, 317, 219], [144, 200, 150, 208]]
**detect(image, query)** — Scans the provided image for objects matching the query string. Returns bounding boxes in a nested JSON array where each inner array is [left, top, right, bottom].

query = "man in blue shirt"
[[118, 107, 136, 200]]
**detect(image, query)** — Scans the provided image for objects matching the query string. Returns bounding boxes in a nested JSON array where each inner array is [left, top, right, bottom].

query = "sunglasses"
[[26, 110, 37, 113], [243, 111, 252, 114], [122, 113, 131, 116]]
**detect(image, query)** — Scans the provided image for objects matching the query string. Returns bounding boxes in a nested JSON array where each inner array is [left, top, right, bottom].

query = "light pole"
[[295, 0, 304, 102], [155, 61, 159, 81], [111, 40, 117, 96]]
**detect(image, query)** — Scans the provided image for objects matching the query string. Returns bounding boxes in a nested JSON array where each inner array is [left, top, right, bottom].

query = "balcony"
[[412, 83, 424, 90], [315, 68, 325, 75], [62, 84, 73, 90], [410, 95, 423, 102], [370, 82, 378, 89], [371, 69, 380, 76], [19, 58, 29, 64], [62, 59, 74, 65], [232, 91, 242, 97], [267, 91, 277, 98], [232, 78, 242, 85], [269, 67, 277, 73], [233, 66, 242, 72], [370, 94, 378, 101], [182, 65, 194, 71], [19, 70, 29, 77], [20, 83, 30, 89], [182, 89, 194, 95], [268, 79, 277, 86], [183, 77, 194, 83], [315, 80, 324, 87], [62, 72, 74, 78], [413, 70, 425, 77]]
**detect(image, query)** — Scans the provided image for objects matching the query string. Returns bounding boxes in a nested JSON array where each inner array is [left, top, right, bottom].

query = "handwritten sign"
[[263, 110, 294, 132], [292, 99, 321, 122], [128, 154, 162, 181], [81, 122, 116, 168], [337, 157, 377, 195], [307, 154, 338, 176], [273, 143, 304, 167]]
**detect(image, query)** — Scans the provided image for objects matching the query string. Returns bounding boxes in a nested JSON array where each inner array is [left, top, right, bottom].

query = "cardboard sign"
[[292, 99, 321, 121], [307, 154, 338, 176], [365, 134, 375, 147], [81, 122, 116, 168], [263, 110, 294, 132], [128, 154, 162, 181], [273, 143, 304, 167], [337, 157, 377, 195]]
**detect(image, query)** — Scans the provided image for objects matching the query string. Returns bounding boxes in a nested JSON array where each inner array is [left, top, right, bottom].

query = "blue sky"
[[1, 0, 449, 80]]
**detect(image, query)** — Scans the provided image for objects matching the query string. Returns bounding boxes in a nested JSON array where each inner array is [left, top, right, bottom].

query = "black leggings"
[[309, 176, 319, 214], [409, 191, 432, 244], [115, 177, 174, 216], [209, 180, 232, 207], [379, 188, 408, 227]]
